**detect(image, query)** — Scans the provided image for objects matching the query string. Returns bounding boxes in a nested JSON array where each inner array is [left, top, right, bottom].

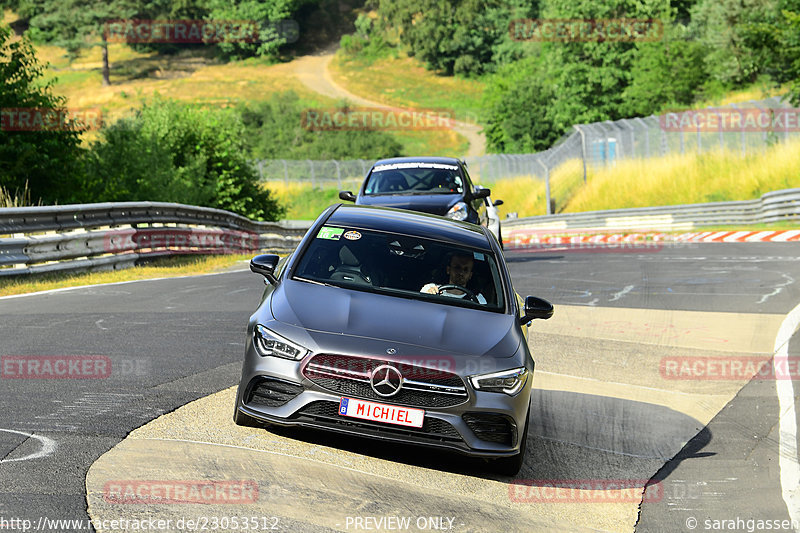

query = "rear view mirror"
[[519, 296, 553, 324], [250, 254, 280, 285], [493, 199, 504, 207], [339, 191, 356, 202]]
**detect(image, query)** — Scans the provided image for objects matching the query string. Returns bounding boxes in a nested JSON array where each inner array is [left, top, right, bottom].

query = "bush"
[[82, 96, 283, 221], [238, 91, 404, 160]]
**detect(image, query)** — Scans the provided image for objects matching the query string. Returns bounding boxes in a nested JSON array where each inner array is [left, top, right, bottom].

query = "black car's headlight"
[[469, 367, 528, 395], [445, 201, 468, 221], [254, 325, 309, 360]]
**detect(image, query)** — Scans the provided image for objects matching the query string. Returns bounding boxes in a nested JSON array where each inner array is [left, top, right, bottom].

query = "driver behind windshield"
[[421, 252, 487, 304]]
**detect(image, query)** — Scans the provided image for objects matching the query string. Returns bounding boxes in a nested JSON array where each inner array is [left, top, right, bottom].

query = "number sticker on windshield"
[[317, 227, 344, 240]]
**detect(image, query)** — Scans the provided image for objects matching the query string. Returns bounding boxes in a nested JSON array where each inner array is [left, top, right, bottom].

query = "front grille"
[[295, 400, 462, 441], [246, 377, 304, 408], [303, 353, 468, 408], [462, 413, 516, 446]]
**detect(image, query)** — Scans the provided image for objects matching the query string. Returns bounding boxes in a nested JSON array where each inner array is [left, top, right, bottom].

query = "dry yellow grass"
[[486, 159, 584, 217], [0, 254, 250, 297], [689, 85, 788, 109], [39, 46, 335, 125], [568, 138, 800, 212]]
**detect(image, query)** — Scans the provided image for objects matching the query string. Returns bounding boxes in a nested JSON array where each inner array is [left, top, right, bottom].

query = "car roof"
[[325, 204, 493, 251], [371, 156, 464, 168]]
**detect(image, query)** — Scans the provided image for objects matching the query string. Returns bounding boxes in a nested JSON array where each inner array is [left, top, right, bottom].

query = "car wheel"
[[233, 404, 265, 428], [493, 408, 529, 476]]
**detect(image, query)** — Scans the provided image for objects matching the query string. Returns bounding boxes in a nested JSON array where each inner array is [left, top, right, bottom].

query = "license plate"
[[338, 397, 424, 428]]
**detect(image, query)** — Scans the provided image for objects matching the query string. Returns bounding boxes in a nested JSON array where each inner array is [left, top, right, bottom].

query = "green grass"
[[330, 52, 487, 124], [0, 254, 250, 297]]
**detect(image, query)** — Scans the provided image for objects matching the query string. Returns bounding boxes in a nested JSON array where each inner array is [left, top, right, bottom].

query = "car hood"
[[355, 193, 460, 216], [268, 280, 520, 358]]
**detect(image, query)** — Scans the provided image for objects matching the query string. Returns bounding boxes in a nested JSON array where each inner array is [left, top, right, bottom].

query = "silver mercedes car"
[[234, 204, 553, 474]]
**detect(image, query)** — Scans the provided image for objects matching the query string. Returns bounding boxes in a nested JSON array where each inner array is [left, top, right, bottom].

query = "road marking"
[[0, 429, 57, 463], [774, 301, 800, 531], [609, 285, 635, 302]]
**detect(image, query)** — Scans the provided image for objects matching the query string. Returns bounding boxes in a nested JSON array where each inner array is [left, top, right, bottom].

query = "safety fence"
[[0, 202, 311, 277], [252, 96, 798, 214]]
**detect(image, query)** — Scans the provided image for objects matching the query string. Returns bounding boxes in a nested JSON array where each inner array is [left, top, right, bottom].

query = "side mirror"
[[519, 296, 553, 324], [472, 187, 491, 200], [493, 199, 504, 207], [250, 254, 280, 285], [338, 190, 356, 202]]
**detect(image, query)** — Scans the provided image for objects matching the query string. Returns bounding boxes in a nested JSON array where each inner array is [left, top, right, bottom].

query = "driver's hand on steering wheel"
[[420, 283, 440, 295]]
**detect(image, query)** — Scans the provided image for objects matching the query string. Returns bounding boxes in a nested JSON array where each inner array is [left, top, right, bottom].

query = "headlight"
[[445, 202, 468, 221], [254, 325, 308, 360], [469, 367, 528, 395]]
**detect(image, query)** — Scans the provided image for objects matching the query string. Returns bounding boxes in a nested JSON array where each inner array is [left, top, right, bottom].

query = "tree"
[[622, 23, 708, 116], [10, 0, 143, 86], [483, 0, 664, 152], [690, 0, 777, 86], [376, 0, 539, 76], [82, 96, 283, 221], [0, 23, 85, 204]]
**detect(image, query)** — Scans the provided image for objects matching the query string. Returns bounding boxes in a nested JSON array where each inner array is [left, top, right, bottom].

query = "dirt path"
[[292, 46, 486, 158]]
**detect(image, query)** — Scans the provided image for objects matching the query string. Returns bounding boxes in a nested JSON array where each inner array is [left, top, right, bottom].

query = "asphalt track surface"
[[1, 242, 799, 532]]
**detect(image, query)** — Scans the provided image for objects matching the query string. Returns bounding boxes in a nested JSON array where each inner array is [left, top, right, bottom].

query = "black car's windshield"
[[293, 226, 504, 311], [363, 162, 464, 195]]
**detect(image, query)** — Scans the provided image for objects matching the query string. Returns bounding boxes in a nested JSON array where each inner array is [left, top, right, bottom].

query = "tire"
[[493, 409, 529, 476], [233, 404, 264, 428]]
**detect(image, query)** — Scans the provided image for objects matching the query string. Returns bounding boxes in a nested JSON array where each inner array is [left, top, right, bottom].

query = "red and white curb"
[[672, 230, 800, 242], [503, 228, 800, 249]]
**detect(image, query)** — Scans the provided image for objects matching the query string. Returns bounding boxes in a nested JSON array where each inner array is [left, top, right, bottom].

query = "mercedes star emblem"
[[370, 364, 403, 397]]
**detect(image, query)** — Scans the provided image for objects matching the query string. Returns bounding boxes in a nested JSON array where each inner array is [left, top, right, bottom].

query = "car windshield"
[[363, 162, 464, 195], [292, 226, 504, 311]]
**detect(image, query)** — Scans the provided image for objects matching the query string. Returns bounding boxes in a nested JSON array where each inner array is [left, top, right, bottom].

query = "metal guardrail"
[[503, 188, 800, 234], [0, 202, 312, 277], [3, 189, 797, 277]]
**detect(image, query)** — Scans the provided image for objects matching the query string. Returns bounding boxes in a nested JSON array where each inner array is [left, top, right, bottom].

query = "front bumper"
[[235, 348, 531, 458]]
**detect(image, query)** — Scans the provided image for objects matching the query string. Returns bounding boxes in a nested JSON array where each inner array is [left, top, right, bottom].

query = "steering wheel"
[[436, 284, 480, 303]]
